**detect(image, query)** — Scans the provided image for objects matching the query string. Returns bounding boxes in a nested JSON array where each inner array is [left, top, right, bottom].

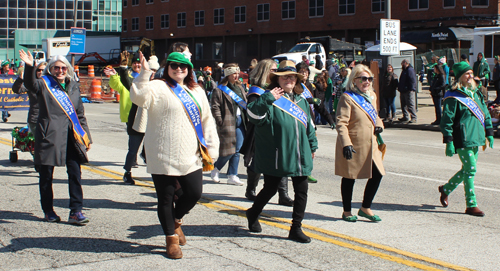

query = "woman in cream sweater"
[[131, 52, 219, 259]]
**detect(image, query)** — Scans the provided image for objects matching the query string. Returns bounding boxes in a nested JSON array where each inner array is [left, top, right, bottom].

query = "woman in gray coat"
[[20, 50, 92, 226]]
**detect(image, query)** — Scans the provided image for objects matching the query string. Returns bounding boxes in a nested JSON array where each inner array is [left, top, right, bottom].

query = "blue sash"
[[270, 93, 308, 128], [218, 84, 247, 110], [301, 83, 313, 99], [444, 90, 485, 127], [247, 86, 265, 96], [131, 71, 139, 78], [167, 81, 207, 147], [345, 91, 378, 125], [41, 75, 90, 148]]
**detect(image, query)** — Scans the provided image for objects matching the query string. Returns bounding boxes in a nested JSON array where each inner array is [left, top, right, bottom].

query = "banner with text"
[[380, 19, 400, 56], [0, 76, 29, 111]]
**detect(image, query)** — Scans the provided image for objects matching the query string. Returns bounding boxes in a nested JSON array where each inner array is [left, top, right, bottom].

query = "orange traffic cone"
[[115, 90, 120, 103], [90, 78, 103, 103], [88, 65, 95, 77]]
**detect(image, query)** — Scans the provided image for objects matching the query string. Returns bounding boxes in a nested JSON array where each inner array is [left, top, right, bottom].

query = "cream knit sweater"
[[130, 69, 219, 176]]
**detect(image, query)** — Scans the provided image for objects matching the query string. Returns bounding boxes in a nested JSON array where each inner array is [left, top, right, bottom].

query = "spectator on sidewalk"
[[473, 52, 490, 89], [439, 56, 450, 85], [429, 64, 446, 125], [398, 59, 418, 123], [381, 64, 398, 122], [492, 56, 500, 104]]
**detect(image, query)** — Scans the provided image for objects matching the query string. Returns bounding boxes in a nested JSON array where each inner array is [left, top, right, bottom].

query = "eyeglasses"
[[169, 63, 189, 70], [36, 69, 44, 72], [52, 66, 67, 72], [281, 75, 297, 80], [355, 76, 374, 83], [270, 69, 277, 72]]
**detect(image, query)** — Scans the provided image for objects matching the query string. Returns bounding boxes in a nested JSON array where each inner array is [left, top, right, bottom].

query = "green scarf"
[[354, 87, 372, 103]]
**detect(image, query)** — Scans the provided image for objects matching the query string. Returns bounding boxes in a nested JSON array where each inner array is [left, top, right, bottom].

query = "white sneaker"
[[211, 168, 220, 183], [227, 175, 244, 186]]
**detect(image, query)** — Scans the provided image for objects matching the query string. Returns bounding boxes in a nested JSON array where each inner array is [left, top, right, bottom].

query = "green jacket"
[[440, 85, 494, 150], [473, 53, 490, 79], [109, 74, 132, 123], [247, 91, 318, 177]]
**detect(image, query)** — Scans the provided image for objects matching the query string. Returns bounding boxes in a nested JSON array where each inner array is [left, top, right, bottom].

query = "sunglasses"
[[36, 69, 44, 72], [355, 76, 374, 83], [281, 75, 297, 80], [270, 68, 277, 72], [169, 63, 189, 70], [52, 66, 67, 72]]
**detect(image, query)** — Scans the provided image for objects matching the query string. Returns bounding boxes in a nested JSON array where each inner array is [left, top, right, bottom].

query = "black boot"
[[245, 168, 260, 201], [246, 208, 262, 232], [288, 225, 311, 243], [278, 178, 294, 206]]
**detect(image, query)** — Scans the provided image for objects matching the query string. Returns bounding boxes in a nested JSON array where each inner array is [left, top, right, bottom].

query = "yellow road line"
[[204, 198, 472, 271], [0, 138, 473, 271], [198, 200, 443, 271]]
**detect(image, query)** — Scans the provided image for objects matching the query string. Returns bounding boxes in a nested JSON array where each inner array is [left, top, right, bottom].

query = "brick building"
[[121, 0, 500, 68]]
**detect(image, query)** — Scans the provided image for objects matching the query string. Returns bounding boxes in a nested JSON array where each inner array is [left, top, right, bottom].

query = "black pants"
[[341, 163, 382, 212], [152, 169, 203, 236], [251, 175, 308, 227], [39, 142, 83, 214]]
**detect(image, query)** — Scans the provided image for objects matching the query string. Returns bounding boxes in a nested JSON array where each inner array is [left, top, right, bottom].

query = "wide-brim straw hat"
[[269, 60, 303, 81]]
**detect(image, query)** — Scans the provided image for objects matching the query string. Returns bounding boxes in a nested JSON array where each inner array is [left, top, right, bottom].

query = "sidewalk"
[[385, 87, 498, 134]]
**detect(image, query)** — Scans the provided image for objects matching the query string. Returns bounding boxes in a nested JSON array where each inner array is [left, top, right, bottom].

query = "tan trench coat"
[[335, 90, 386, 179]]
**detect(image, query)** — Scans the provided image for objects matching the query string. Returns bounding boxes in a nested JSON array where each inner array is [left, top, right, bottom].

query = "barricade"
[[88, 65, 95, 77], [89, 78, 103, 103]]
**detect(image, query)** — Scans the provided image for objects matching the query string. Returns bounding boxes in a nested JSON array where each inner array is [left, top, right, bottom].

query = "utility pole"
[[71, 1, 78, 67]]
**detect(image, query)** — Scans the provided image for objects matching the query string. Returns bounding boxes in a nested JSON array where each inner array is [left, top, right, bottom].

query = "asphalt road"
[[1, 103, 499, 271]]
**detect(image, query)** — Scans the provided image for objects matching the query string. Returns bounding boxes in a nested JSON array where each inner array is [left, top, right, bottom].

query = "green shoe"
[[307, 176, 317, 183], [342, 213, 357, 222], [358, 209, 381, 222]]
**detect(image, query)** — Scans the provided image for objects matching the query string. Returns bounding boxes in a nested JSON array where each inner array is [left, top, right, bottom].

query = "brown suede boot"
[[166, 235, 183, 259], [174, 219, 186, 246]]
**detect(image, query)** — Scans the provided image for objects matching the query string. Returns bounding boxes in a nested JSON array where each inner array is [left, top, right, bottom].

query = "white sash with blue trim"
[[41, 75, 90, 148], [444, 90, 485, 127], [345, 91, 378, 125], [270, 92, 308, 128], [218, 84, 247, 110]]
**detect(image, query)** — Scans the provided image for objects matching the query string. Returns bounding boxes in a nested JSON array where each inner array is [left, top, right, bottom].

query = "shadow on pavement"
[[0, 237, 162, 254], [318, 200, 464, 215], [53, 198, 156, 211], [0, 210, 40, 224]]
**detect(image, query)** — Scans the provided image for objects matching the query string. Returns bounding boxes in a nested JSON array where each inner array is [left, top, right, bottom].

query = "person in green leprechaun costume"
[[438, 61, 494, 217]]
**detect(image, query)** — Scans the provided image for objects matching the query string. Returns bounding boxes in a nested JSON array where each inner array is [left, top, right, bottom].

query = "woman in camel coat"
[[335, 64, 385, 223]]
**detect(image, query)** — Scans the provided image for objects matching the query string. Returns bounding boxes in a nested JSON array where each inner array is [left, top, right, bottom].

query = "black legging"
[[341, 163, 382, 212], [152, 169, 203, 236], [251, 175, 308, 227]]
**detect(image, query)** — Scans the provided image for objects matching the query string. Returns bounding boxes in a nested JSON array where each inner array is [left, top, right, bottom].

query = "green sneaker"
[[307, 176, 317, 183]]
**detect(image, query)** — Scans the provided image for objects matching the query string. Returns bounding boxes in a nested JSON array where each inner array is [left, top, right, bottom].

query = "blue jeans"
[[383, 97, 396, 118], [432, 95, 442, 121], [2, 110, 9, 120], [326, 97, 333, 114], [214, 115, 245, 176], [124, 133, 144, 172]]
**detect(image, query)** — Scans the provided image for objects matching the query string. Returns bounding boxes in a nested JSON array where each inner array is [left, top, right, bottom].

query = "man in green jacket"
[[473, 52, 491, 88]]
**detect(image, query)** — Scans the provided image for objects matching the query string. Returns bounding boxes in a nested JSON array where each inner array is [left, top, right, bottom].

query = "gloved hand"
[[312, 98, 321, 106], [120, 51, 130, 66], [445, 142, 455, 157], [487, 136, 494, 149], [343, 145, 356, 160], [374, 127, 383, 134]]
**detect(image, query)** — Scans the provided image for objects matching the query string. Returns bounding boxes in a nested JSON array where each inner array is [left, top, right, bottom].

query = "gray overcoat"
[[24, 64, 92, 166]]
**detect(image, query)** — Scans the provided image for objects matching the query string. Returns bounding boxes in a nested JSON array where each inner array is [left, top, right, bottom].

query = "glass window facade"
[[1, 0, 121, 59]]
